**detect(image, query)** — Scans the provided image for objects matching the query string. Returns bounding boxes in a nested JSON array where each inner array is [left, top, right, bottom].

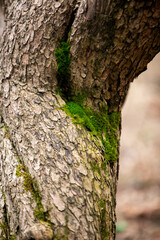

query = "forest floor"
[[116, 53, 160, 240]]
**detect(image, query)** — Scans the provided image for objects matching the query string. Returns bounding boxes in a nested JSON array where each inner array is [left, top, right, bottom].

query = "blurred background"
[[116, 53, 160, 240]]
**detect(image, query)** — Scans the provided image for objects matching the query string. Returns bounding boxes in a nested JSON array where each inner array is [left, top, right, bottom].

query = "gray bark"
[[0, 0, 159, 239]]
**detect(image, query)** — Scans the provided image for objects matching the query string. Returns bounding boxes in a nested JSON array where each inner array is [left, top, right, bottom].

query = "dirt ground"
[[116, 53, 160, 240]]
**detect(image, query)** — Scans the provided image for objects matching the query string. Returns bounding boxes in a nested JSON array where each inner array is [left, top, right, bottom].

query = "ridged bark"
[[0, 0, 159, 239]]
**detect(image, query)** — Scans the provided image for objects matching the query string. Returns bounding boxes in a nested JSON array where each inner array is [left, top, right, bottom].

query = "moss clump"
[[55, 41, 71, 96], [33, 184, 49, 221], [4, 125, 8, 133], [16, 164, 33, 192], [64, 102, 96, 133], [63, 100, 120, 166], [16, 164, 48, 222], [4, 125, 10, 139]]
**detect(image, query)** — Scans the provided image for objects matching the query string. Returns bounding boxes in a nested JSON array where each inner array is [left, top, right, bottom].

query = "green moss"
[[16, 164, 33, 192], [99, 200, 108, 239], [4, 125, 10, 139], [4, 125, 8, 133], [0, 221, 8, 240], [0, 221, 16, 240], [2, 189, 6, 203], [89, 161, 101, 175], [1, 191, 16, 240], [17, 157, 22, 164], [2, 190, 8, 236], [0, 223, 16, 240], [55, 41, 71, 96], [16, 164, 48, 222], [10, 235, 16, 240], [33, 185, 49, 222], [64, 215, 69, 237], [62, 99, 120, 166]]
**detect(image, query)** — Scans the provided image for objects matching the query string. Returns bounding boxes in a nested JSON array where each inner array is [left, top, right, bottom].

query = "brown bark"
[[69, 0, 160, 111], [0, 0, 159, 239]]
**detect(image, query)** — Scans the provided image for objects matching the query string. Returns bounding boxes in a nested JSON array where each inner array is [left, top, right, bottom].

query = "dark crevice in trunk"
[[63, 6, 78, 42], [55, 6, 78, 100], [1, 188, 10, 240]]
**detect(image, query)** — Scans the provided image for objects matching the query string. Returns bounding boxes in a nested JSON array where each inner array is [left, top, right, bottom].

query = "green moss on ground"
[[63, 100, 120, 166]]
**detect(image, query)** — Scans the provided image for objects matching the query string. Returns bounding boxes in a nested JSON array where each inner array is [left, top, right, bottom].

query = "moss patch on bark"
[[54, 38, 120, 166], [16, 163, 49, 222], [63, 99, 120, 166]]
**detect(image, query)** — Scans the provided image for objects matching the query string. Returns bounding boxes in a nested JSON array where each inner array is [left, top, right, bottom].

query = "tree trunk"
[[0, 0, 159, 239]]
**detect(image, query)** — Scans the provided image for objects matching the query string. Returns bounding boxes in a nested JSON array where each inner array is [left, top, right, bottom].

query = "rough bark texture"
[[69, 0, 160, 111], [0, 0, 159, 239]]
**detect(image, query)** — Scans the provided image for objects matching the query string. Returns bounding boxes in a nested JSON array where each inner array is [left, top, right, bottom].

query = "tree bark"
[[0, 0, 159, 239]]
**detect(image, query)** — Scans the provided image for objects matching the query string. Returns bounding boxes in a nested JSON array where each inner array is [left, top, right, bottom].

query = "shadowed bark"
[[0, 0, 160, 239]]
